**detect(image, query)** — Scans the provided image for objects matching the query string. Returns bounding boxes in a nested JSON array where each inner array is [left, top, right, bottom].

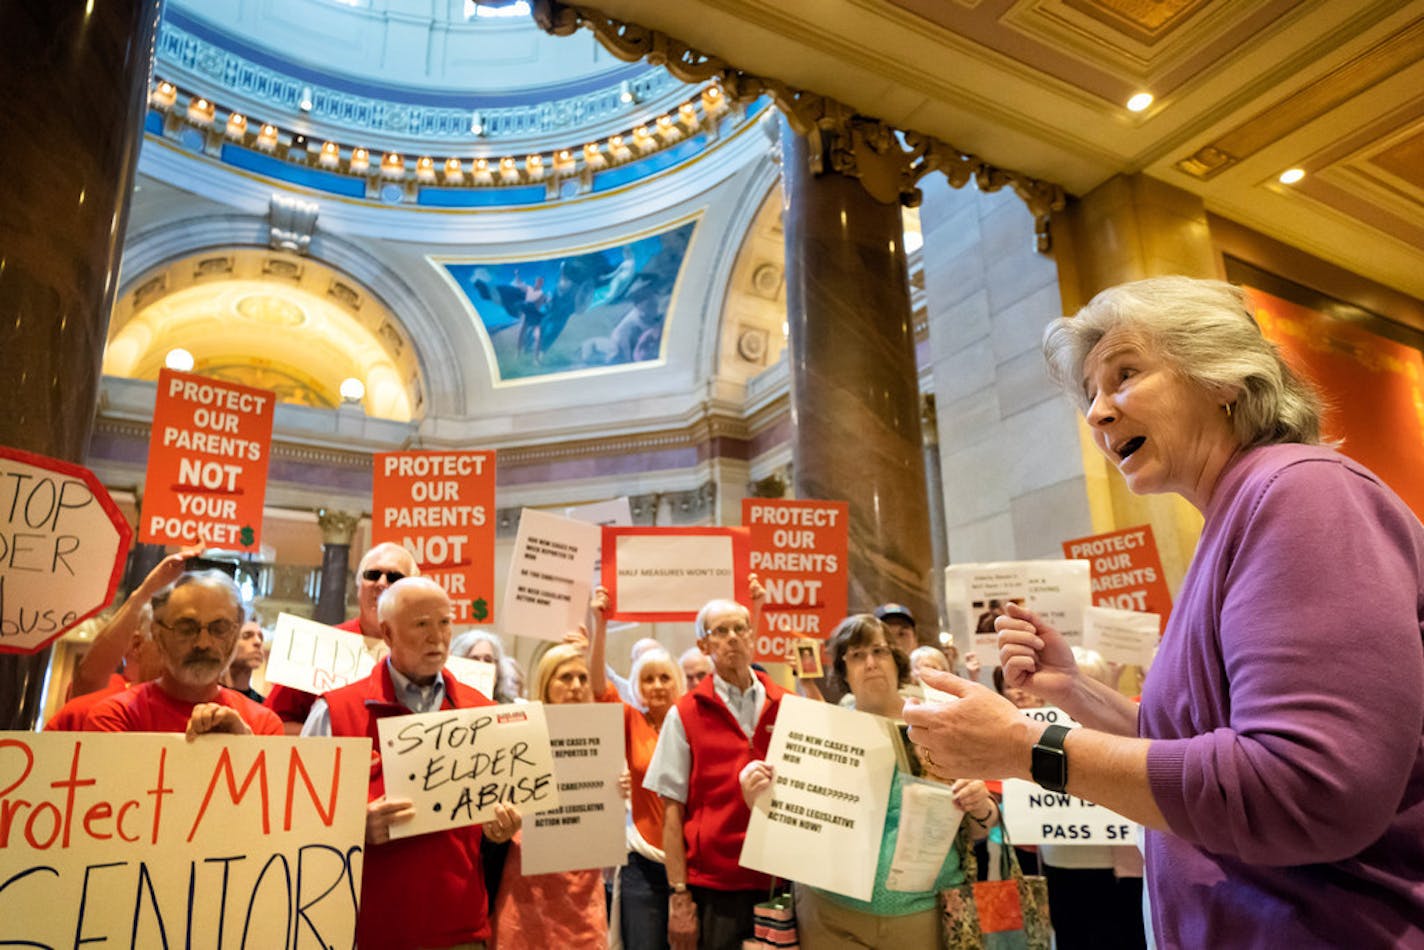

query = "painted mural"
[[441, 219, 697, 382]]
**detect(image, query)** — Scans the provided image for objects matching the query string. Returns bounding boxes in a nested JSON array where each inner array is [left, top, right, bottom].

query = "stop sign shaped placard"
[[0, 446, 133, 654]]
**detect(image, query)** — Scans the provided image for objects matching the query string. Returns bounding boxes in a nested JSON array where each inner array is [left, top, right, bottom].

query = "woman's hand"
[[366, 796, 416, 845], [963, 651, 982, 680], [185, 703, 252, 740], [996, 602, 1080, 705], [739, 760, 775, 809], [904, 670, 1042, 780], [562, 625, 590, 653], [952, 779, 994, 817], [618, 766, 632, 801], [482, 802, 521, 843]]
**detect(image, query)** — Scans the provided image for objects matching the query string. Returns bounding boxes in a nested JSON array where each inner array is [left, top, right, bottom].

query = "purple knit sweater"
[[1141, 443, 1424, 948]]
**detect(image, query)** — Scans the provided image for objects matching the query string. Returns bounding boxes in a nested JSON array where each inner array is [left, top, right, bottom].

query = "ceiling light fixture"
[[1126, 92, 1154, 113], [1278, 168, 1306, 185], [299, 86, 314, 112], [339, 377, 366, 402], [165, 348, 195, 372]]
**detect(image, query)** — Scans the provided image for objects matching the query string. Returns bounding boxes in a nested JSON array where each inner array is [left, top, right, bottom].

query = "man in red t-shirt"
[[46, 604, 167, 731], [86, 571, 281, 737], [266, 541, 419, 733]]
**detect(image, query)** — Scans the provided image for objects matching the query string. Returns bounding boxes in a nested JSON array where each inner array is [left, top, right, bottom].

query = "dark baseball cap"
[[874, 603, 915, 626]]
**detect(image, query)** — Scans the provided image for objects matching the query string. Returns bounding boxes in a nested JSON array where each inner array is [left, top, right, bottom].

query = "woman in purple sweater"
[[905, 276, 1424, 948]]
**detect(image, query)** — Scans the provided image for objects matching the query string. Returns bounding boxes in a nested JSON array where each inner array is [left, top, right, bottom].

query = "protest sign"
[[444, 655, 498, 697], [0, 447, 132, 654], [1000, 779, 1137, 845], [564, 497, 632, 577], [373, 451, 496, 625], [1082, 605, 1160, 667], [743, 499, 848, 661], [501, 509, 600, 642], [141, 368, 274, 551], [601, 526, 750, 622], [264, 613, 384, 694], [885, 778, 963, 892], [740, 696, 895, 901], [377, 701, 559, 840], [0, 731, 367, 947], [945, 560, 1092, 647], [521, 703, 626, 875], [1062, 525, 1172, 620]]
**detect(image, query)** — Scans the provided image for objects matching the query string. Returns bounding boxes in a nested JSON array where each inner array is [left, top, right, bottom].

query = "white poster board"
[[0, 732, 367, 947], [264, 612, 384, 693], [739, 696, 896, 901], [501, 508, 600, 642], [376, 702, 560, 839], [1082, 605, 1160, 667], [613, 533, 736, 614], [945, 561, 1092, 652], [520, 703, 626, 875], [444, 655, 498, 698]]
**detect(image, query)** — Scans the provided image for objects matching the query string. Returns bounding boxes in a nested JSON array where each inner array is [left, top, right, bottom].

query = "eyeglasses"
[[705, 621, 751, 640], [155, 618, 238, 640], [361, 569, 406, 584], [845, 644, 892, 664]]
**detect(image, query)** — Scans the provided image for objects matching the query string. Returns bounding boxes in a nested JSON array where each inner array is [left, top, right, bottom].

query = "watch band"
[[671, 883, 689, 894], [1031, 723, 1071, 792]]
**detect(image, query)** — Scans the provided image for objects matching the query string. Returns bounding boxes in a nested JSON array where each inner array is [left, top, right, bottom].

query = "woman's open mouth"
[[1115, 436, 1146, 461]]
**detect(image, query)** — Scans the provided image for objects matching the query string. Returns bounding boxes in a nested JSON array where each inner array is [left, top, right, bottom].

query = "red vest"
[[677, 669, 785, 891], [324, 663, 494, 949]]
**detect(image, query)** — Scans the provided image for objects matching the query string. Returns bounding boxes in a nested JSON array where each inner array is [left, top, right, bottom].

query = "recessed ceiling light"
[[1126, 92, 1154, 113], [1278, 168, 1306, 185], [340, 377, 366, 402], [165, 348, 194, 372]]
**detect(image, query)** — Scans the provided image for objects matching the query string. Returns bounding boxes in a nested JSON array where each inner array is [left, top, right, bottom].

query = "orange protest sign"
[[744, 499, 849, 662], [140, 369, 275, 551], [372, 451, 496, 624], [1061, 524, 1172, 622]]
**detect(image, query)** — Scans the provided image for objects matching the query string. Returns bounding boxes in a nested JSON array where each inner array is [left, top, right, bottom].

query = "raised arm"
[[72, 549, 192, 697], [589, 585, 611, 699]]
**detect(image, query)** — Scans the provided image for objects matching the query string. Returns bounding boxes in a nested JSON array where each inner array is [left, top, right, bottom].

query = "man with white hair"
[[645, 578, 776, 950], [85, 571, 282, 736], [267, 540, 419, 733], [303, 576, 519, 949], [680, 646, 713, 691]]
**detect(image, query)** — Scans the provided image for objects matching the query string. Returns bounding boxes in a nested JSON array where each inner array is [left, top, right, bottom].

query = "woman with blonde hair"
[[492, 642, 608, 949]]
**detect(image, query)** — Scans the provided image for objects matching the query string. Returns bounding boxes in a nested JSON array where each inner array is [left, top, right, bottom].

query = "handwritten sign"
[[563, 497, 632, 578], [1062, 525, 1172, 621], [1082, 605, 1160, 667], [744, 499, 849, 661], [521, 703, 626, 875], [140, 368, 274, 550], [945, 560, 1091, 645], [740, 696, 895, 901], [264, 613, 384, 694], [501, 509, 599, 642], [0, 447, 132, 654], [1000, 778, 1137, 845], [444, 655, 497, 698], [373, 451, 496, 625], [0, 731, 368, 947], [376, 702, 559, 839], [601, 526, 751, 622]]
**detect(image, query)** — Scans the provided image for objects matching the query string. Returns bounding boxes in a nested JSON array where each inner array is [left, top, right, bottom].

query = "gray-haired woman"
[[904, 276, 1424, 948]]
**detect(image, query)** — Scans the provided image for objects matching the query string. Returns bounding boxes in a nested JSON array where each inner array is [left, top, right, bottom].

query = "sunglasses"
[[361, 569, 406, 584]]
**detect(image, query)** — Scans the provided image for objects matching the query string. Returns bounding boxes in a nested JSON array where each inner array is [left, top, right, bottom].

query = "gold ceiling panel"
[[1372, 129, 1424, 196], [1062, 0, 1207, 43]]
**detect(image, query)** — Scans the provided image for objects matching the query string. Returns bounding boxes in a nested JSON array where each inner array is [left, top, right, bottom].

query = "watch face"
[[1032, 725, 1070, 791]]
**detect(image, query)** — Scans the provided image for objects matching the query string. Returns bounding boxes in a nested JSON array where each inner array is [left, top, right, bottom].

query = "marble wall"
[[918, 177, 1092, 564]]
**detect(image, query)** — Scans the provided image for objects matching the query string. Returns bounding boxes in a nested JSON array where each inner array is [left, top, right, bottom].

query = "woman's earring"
[[1224, 402, 1234, 419]]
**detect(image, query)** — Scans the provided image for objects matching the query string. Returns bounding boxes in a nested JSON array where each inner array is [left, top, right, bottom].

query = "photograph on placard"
[[793, 638, 824, 678]]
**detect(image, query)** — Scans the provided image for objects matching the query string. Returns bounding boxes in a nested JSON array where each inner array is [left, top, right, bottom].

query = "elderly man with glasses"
[[644, 576, 776, 950], [85, 570, 281, 736], [266, 541, 419, 733]]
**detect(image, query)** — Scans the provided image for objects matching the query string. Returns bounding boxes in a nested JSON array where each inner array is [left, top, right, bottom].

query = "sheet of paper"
[[0, 731, 367, 948], [945, 560, 1092, 647], [739, 696, 895, 901], [378, 701, 560, 839], [1082, 604, 1160, 667], [609, 531, 737, 617], [1000, 778, 1138, 846], [501, 508, 601, 641], [885, 778, 964, 892], [444, 654, 498, 698], [264, 612, 384, 693], [520, 703, 627, 875]]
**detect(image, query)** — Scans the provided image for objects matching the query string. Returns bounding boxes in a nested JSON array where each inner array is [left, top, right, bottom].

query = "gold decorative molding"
[[316, 508, 361, 546], [534, 0, 1066, 250]]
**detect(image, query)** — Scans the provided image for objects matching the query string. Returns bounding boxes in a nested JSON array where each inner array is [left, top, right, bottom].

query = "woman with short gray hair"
[[905, 275, 1424, 947]]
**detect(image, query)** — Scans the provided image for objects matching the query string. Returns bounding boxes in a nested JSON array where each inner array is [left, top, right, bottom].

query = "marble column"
[[314, 509, 361, 625], [780, 116, 935, 629], [921, 394, 950, 634], [0, 0, 163, 729]]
